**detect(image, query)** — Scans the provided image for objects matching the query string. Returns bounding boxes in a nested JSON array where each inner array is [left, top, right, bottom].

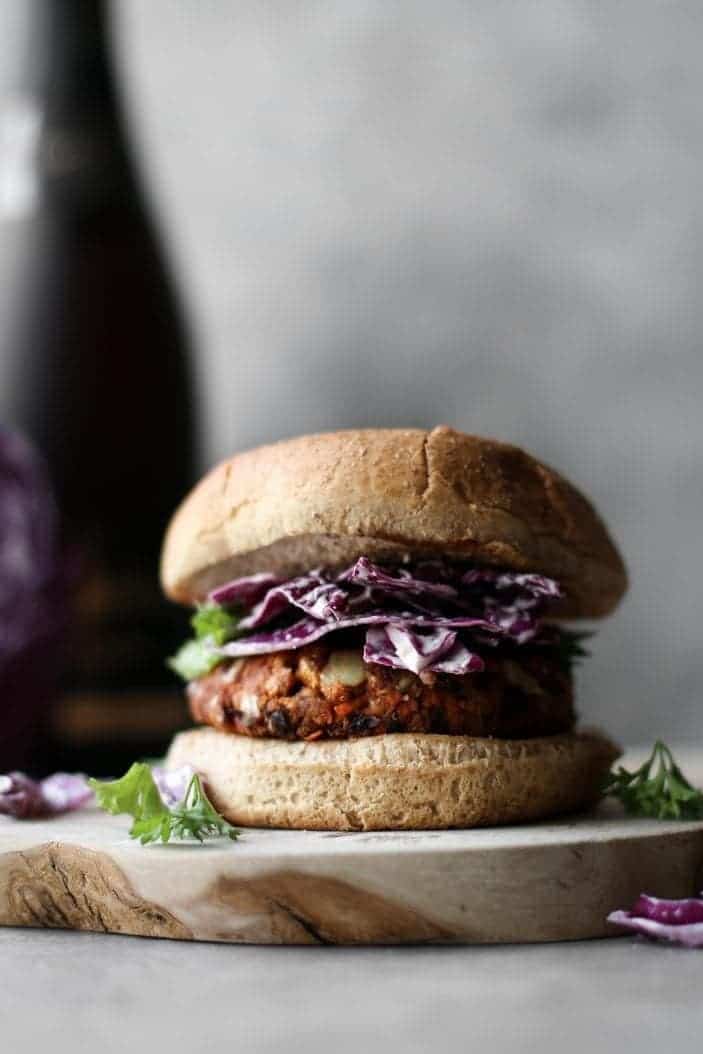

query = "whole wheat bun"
[[161, 427, 626, 618], [166, 727, 618, 831]]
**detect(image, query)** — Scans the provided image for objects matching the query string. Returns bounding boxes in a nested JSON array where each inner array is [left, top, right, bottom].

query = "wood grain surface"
[[2, 790, 703, 945]]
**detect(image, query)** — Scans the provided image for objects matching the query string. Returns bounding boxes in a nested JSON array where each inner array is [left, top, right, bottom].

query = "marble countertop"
[[2, 927, 700, 1054]]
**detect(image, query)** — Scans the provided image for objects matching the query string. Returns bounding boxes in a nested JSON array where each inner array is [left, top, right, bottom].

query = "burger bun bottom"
[[166, 727, 619, 831]]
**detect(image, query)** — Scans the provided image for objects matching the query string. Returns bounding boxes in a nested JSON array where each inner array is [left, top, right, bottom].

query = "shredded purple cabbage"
[[364, 625, 485, 675], [39, 773, 94, 813], [151, 764, 195, 808], [0, 772, 91, 819], [209, 572, 282, 607], [608, 892, 703, 947], [0, 429, 64, 666], [0, 773, 48, 818], [0, 429, 68, 768], [212, 557, 562, 676], [0, 765, 197, 820]]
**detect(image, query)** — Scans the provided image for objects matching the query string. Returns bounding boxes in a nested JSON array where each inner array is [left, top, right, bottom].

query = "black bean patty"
[[187, 640, 574, 741]]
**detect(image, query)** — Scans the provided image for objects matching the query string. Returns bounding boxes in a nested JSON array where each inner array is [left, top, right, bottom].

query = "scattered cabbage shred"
[[0, 772, 92, 819], [608, 893, 703, 948], [0, 765, 192, 821]]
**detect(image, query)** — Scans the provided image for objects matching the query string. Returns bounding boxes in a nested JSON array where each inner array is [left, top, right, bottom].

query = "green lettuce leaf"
[[191, 603, 240, 645], [168, 603, 241, 681], [167, 638, 221, 680]]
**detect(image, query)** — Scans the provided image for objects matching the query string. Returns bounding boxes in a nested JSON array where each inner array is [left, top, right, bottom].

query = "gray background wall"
[[4, 1, 703, 743]]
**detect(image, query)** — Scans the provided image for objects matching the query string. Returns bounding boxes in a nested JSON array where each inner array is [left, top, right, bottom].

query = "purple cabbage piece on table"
[[40, 773, 94, 813], [212, 558, 562, 676], [0, 765, 198, 821], [608, 892, 703, 947], [0, 772, 91, 818], [0, 773, 48, 818]]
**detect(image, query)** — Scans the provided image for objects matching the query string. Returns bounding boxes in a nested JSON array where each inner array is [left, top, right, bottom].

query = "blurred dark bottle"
[[0, 0, 197, 773]]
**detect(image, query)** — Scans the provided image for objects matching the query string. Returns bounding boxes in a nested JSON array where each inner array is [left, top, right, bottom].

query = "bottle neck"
[[31, 0, 117, 116], [23, 0, 138, 209]]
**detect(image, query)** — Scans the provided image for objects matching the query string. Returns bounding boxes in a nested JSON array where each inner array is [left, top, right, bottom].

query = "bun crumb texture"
[[166, 727, 619, 831]]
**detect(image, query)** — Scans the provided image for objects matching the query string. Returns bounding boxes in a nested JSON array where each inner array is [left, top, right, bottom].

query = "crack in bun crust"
[[161, 426, 627, 618]]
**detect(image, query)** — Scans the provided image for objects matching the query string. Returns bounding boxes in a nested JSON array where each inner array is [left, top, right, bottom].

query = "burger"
[[162, 426, 626, 831]]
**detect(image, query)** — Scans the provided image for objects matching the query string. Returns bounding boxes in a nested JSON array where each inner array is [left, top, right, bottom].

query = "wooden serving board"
[[2, 791, 703, 945]]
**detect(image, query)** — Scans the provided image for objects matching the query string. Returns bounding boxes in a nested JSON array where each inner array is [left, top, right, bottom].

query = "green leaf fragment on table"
[[602, 740, 703, 820], [89, 764, 240, 845]]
